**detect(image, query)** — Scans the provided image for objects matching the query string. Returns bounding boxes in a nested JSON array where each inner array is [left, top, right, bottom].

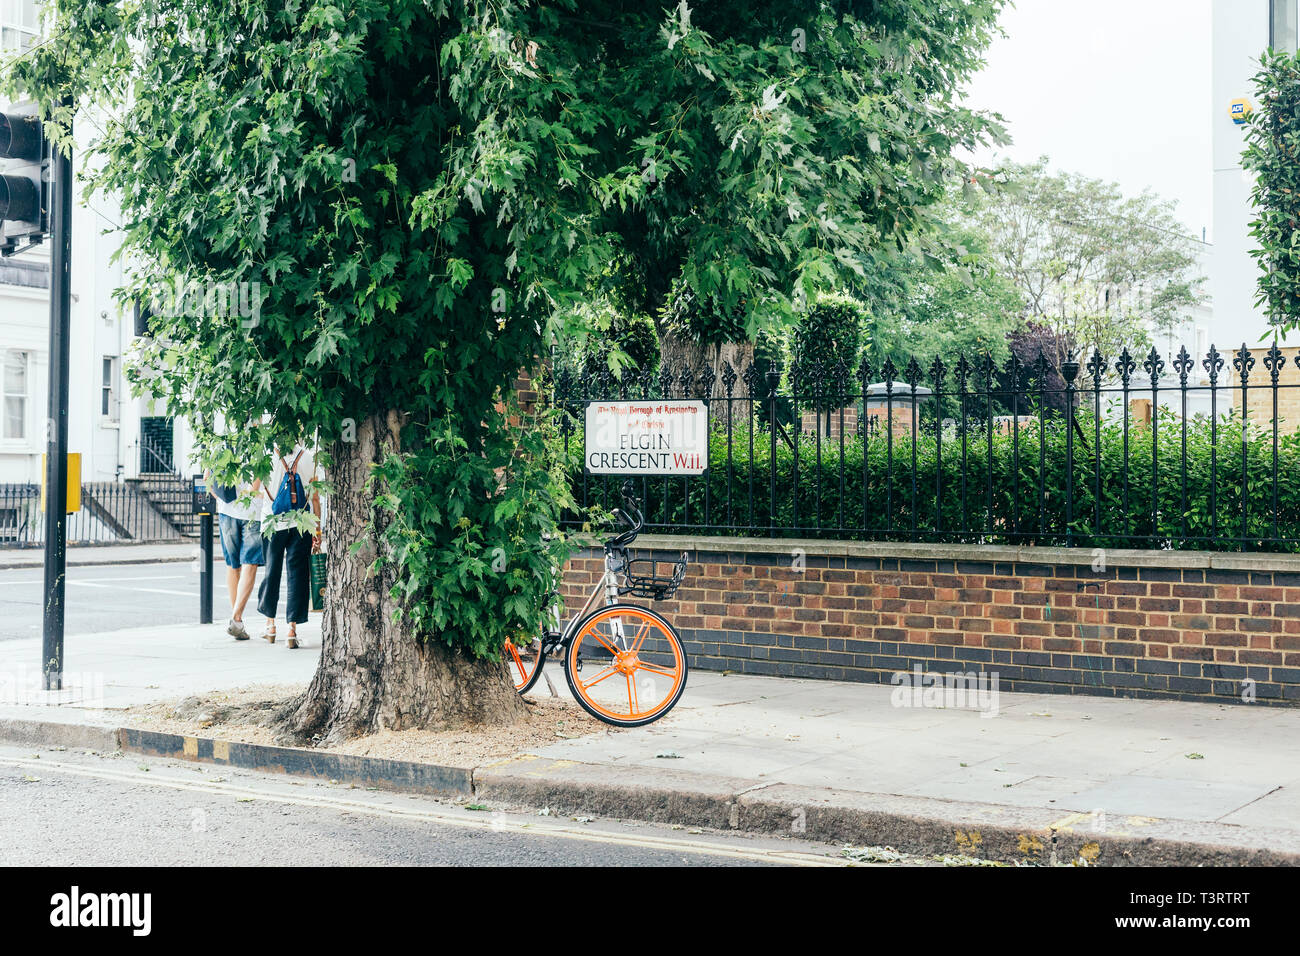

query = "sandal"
[[286, 628, 299, 649], [262, 625, 276, 644]]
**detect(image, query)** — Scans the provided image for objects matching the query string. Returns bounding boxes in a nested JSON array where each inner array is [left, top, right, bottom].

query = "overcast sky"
[[960, 0, 1212, 240]]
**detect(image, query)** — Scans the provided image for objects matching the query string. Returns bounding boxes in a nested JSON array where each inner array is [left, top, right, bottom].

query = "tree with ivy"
[[10, 0, 1007, 739], [1244, 48, 1300, 333]]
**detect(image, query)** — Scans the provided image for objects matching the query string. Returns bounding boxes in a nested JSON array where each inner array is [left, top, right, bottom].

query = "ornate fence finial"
[[1061, 350, 1079, 385], [1115, 347, 1136, 387], [929, 355, 947, 391], [1173, 345, 1193, 387], [904, 355, 923, 390], [697, 363, 716, 400], [1086, 348, 1106, 388], [1233, 343, 1255, 385], [1006, 351, 1024, 389], [881, 357, 898, 391], [678, 364, 695, 398], [1204, 344, 1224, 384], [1143, 345, 1164, 385], [1264, 343, 1285, 386], [954, 353, 971, 393], [721, 361, 738, 397], [856, 356, 873, 391]]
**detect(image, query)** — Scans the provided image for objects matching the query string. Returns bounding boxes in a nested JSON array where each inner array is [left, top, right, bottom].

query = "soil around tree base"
[[122, 684, 614, 768]]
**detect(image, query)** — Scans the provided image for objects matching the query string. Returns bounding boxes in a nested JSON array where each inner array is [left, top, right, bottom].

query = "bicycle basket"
[[617, 550, 688, 600]]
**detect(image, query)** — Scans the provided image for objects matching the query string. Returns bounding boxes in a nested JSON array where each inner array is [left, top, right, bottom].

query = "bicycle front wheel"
[[564, 604, 688, 728]]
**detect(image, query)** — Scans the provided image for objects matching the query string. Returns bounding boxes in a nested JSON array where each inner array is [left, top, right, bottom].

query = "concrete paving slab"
[[1066, 776, 1274, 822]]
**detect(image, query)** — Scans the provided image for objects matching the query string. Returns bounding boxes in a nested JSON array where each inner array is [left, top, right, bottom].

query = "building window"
[[0, 0, 39, 52], [1271, 0, 1298, 53], [3, 349, 27, 440], [101, 356, 119, 421]]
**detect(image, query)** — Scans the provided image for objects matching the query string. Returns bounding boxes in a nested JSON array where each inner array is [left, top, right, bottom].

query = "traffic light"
[[0, 105, 49, 256]]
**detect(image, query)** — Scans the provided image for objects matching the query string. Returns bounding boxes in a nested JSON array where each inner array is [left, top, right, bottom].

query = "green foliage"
[[370, 412, 572, 658], [576, 312, 660, 381], [859, 211, 1024, 369], [1243, 48, 1300, 332], [565, 410, 1300, 551], [662, 280, 749, 347], [8, 0, 1008, 660]]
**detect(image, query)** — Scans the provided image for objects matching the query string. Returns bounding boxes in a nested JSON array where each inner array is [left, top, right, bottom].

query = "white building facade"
[[1, 5, 199, 542]]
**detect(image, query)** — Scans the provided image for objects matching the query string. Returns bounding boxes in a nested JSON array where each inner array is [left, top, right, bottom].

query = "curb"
[[116, 727, 474, 795], [474, 757, 1300, 867], [4, 717, 1297, 866], [0, 554, 195, 571], [0, 718, 120, 752]]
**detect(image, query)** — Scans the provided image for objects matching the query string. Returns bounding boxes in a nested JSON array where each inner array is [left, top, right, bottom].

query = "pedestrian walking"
[[207, 471, 264, 641], [256, 442, 321, 649]]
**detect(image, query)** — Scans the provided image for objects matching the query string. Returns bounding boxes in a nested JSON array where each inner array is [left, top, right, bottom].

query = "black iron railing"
[[0, 480, 181, 548], [555, 343, 1300, 552]]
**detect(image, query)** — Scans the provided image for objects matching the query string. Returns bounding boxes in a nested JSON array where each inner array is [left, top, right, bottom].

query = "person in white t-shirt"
[[206, 472, 264, 641], [255, 443, 322, 649]]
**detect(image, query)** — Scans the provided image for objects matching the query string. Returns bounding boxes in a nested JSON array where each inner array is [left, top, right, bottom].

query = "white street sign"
[[584, 400, 709, 475]]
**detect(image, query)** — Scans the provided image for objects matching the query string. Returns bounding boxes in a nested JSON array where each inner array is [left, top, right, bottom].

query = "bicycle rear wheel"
[[504, 626, 547, 694], [564, 604, 688, 728]]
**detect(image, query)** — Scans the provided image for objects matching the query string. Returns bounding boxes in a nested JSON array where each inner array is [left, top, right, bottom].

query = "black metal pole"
[[199, 512, 213, 624], [40, 99, 72, 692]]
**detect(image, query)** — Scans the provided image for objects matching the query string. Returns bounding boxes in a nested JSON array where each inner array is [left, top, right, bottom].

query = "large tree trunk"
[[279, 410, 529, 746], [657, 329, 755, 429]]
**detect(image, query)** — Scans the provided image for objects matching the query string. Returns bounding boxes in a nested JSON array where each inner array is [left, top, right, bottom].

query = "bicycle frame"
[[542, 548, 626, 654]]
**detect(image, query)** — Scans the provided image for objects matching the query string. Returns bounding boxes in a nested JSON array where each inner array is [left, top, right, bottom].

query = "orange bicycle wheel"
[[564, 604, 688, 728], [504, 628, 547, 694]]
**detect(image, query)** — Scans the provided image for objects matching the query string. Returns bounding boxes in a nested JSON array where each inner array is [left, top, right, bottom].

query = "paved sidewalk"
[[1, 621, 1297, 862], [0, 621, 320, 710], [0, 542, 199, 570]]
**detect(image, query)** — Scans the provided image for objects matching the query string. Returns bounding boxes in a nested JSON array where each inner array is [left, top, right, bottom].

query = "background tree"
[[859, 214, 1023, 371], [971, 158, 1204, 368], [595, 0, 1011, 389], [12, 0, 1007, 740], [1243, 48, 1300, 332]]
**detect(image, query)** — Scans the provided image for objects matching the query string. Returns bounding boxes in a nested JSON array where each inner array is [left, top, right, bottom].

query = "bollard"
[[199, 512, 213, 624]]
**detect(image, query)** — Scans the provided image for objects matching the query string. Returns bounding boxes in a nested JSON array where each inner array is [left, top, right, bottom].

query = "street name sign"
[[584, 400, 708, 475]]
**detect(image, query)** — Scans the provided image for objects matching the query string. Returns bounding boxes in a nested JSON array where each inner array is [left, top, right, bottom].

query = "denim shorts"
[[218, 513, 265, 568]]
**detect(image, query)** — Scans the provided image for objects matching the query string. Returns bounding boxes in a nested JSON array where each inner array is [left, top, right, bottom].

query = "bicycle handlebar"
[[607, 503, 643, 549], [607, 483, 644, 549]]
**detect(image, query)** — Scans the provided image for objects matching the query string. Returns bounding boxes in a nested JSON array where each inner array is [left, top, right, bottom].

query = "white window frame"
[[100, 354, 120, 423], [1272, 0, 1299, 54], [2, 349, 30, 443]]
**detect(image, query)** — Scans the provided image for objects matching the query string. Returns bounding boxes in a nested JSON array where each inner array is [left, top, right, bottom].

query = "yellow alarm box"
[[40, 453, 82, 515]]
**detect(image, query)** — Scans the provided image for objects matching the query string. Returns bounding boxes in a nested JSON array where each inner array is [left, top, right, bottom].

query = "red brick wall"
[[560, 538, 1300, 704]]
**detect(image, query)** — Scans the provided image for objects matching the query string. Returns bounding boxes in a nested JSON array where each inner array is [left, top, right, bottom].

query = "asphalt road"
[[0, 561, 202, 641], [0, 744, 852, 867]]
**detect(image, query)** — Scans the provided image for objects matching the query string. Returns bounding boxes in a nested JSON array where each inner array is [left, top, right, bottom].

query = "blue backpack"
[[270, 451, 308, 515]]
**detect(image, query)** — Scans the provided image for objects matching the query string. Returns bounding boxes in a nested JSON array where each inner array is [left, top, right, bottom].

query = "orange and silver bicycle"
[[503, 492, 689, 728]]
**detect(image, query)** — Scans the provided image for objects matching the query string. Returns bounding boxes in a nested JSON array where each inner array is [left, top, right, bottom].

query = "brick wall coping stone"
[[567, 532, 1300, 573]]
